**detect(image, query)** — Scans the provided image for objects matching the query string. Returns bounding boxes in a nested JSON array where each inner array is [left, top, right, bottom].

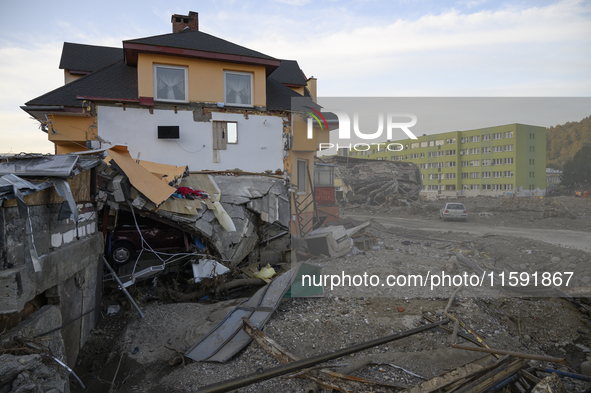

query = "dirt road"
[[345, 214, 591, 252]]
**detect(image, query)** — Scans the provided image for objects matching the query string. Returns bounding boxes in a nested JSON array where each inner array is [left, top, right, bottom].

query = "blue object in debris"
[[193, 236, 206, 250]]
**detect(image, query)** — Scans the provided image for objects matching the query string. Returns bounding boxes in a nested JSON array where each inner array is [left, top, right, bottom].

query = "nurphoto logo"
[[306, 109, 419, 152]]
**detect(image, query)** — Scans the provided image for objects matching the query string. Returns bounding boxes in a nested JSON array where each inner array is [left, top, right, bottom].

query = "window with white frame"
[[469, 160, 479, 166], [481, 159, 491, 166], [482, 171, 491, 178], [461, 161, 469, 167], [420, 141, 428, 148], [461, 173, 469, 179], [492, 158, 502, 165], [504, 158, 513, 165], [470, 172, 479, 179], [481, 147, 491, 153], [504, 144, 513, 152], [446, 173, 456, 179], [154, 64, 188, 102], [446, 138, 456, 144], [482, 134, 491, 141], [469, 148, 479, 155], [470, 136, 479, 142], [446, 149, 456, 156], [493, 171, 503, 178], [493, 146, 503, 153], [504, 132, 514, 138], [470, 184, 479, 190], [411, 142, 419, 149], [504, 171, 513, 177], [461, 137, 469, 143], [446, 161, 456, 167], [482, 184, 491, 190], [435, 140, 444, 146], [420, 153, 425, 158], [224, 71, 253, 106], [492, 133, 502, 140]]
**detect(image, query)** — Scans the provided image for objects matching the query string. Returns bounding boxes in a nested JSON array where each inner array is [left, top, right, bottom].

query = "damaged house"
[[19, 11, 333, 271]]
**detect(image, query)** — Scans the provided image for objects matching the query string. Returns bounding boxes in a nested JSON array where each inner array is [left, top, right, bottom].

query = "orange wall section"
[[137, 53, 267, 106]]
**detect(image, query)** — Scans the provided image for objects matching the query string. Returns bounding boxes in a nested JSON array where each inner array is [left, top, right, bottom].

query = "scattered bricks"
[[397, 306, 405, 313], [478, 212, 494, 218]]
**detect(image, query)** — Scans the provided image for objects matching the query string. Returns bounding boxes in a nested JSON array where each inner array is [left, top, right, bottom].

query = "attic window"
[[224, 71, 253, 107], [154, 64, 188, 103]]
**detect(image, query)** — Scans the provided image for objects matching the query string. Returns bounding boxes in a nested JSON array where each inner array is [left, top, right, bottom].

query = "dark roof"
[[25, 60, 137, 107], [266, 78, 319, 112], [59, 42, 123, 73], [125, 30, 276, 60], [269, 60, 307, 86]]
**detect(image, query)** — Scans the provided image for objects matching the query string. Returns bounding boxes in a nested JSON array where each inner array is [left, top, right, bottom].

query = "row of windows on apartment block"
[[425, 184, 515, 191], [154, 64, 253, 106], [412, 132, 516, 147], [350, 131, 520, 154], [418, 158, 521, 168], [352, 144, 525, 157], [424, 171, 517, 180]]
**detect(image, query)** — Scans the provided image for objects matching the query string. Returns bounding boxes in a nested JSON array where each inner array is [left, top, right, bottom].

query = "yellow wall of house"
[[137, 53, 267, 106], [289, 86, 305, 95], [55, 142, 87, 154], [292, 115, 329, 151], [48, 115, 97, 145], [293, 116, 330, 151]]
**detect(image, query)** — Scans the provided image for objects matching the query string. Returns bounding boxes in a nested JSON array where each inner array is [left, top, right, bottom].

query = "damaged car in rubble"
[[108, 213, 188, 265]]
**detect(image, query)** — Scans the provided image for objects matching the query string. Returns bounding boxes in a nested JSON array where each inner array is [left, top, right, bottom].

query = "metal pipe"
[[102, 256, 145, 319], [196, 319, 449, 393]]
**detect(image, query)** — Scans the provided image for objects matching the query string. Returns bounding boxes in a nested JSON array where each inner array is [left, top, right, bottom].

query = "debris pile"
[[98, 148, 290, 270], [325, 156, 422, 205]]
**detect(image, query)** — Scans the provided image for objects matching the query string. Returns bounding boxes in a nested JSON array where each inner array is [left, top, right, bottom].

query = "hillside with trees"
[[546, 115, 591, 169]]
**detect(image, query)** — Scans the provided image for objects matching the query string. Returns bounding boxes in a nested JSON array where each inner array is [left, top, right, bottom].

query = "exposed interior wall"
[[137, 53, 267, 106], [98, 106, 284, 172]]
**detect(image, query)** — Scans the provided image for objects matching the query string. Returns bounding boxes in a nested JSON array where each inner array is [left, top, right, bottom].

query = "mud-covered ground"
[[72, 196, 591, 393]]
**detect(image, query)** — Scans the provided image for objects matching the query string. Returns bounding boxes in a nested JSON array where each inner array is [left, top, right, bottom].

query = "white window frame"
[[153, 64, 188, 103], [224, 71, 254, 107]]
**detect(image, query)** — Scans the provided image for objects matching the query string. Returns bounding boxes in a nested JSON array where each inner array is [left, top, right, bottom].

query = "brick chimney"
[[171, 11, 198, 33]]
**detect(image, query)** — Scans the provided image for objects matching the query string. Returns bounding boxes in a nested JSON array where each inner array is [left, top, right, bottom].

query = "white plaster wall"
[[97, 107, 284, 172]]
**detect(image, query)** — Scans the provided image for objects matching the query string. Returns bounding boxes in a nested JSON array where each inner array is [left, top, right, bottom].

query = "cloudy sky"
[[0, 0, 589, 154]]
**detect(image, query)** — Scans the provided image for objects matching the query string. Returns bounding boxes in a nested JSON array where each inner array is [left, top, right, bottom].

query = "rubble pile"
[[326, 156, 423, 205], [97, 148, 290, 268]]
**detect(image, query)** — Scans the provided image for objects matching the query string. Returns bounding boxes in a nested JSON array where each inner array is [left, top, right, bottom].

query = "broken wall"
[[0, 172, 103, 368]]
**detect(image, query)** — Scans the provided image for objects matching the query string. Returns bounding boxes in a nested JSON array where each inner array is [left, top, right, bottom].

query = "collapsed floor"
[[67, 197, 591, 393]]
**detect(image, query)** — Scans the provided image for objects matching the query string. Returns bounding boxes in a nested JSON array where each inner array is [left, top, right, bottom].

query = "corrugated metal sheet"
[[185, 268, 294, 363]]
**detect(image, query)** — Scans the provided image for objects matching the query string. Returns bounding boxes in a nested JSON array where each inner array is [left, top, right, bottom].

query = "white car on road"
[[439, 203, 468, 221]]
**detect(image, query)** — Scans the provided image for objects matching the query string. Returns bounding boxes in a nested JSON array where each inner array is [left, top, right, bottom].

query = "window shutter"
[[212, 121, 227, 150]]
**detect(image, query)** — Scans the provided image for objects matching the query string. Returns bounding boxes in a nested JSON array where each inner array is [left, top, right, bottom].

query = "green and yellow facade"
[[347, 124, 546, 196]]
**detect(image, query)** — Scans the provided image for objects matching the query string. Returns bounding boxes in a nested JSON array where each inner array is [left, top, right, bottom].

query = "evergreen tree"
[[561, 145, 591, 189]]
